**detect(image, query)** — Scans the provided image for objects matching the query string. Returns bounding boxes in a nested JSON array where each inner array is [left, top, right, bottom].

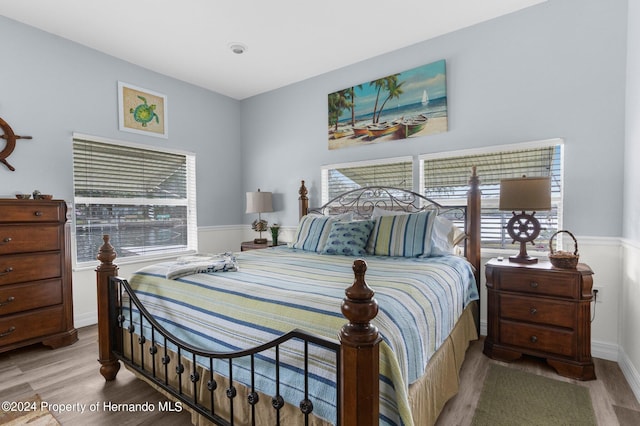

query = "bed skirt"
[[122, 301, 478, 426]]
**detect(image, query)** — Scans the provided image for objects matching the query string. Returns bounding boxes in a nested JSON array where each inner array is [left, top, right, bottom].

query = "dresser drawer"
[[0, 279, 63, 315], [0, 224, 61, 255], [0, 305, 64, 347], [500, 320, 575, 357], [0, 202, 65, 223], [499, 269, 578, 299], [0, 253, 62, 286], [500, 293, 576, 328]]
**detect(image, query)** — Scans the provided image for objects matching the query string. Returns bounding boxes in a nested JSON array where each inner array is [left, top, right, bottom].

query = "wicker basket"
[[549, 230, 579, 269]]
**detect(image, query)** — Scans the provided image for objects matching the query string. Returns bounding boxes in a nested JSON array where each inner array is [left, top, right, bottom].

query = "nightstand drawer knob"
[[0, 296, 15, 307], [1, 237, 11, 244], [529, 281, 539, 288], [530, 335, 538, 343], [530, 307, 537, 315], [0, 267, 13, 276], [0, 326, 16, 338]]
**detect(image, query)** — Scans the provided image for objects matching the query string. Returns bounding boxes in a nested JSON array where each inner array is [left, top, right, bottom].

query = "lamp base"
[[253, 238, 267, 244], [509, 254, 538, 264]]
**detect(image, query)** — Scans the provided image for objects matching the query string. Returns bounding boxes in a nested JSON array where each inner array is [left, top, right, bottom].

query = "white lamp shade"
[[245, 190, 273, 214], [499, 176, 551, 211]]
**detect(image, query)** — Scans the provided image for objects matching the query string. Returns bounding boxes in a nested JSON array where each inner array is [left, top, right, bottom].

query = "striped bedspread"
[[127, 246, 478, 426]]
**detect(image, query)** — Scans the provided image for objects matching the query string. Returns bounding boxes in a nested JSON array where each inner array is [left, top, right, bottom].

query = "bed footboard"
[[95, 237, 380, 426]]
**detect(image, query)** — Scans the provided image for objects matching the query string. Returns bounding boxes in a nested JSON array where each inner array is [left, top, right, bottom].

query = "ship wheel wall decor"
[[0, 116, 32, 171]]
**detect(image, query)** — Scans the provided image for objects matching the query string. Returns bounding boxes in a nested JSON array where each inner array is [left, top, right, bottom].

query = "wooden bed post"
[[466, 166, 482, 285], [299, 180, 309, 219], [96, 234, 121, 381], [340, 259, 381, 426]]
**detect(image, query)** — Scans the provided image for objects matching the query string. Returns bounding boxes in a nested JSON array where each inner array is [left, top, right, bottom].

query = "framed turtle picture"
[[118, 81, 168, 138]]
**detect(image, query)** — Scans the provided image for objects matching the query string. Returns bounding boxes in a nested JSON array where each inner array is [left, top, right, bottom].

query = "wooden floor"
[[1, 326, 639, 425]]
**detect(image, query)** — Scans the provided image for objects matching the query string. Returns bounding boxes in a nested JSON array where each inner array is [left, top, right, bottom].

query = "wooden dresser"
[[483, 258, 595, 380], [0, 199, 78, 352]]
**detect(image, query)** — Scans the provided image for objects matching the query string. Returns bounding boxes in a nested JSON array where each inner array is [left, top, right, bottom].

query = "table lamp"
[[499, 176, 551, 264], [246, 189, 273, 244]]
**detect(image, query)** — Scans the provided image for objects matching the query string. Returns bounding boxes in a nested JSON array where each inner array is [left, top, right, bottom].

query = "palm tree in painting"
[[369, 74, 404, 124], [349, 85, 362, 126], [369, 77, 388, 124], [328, 89, 352, 131], [375, 77, 405, 124]]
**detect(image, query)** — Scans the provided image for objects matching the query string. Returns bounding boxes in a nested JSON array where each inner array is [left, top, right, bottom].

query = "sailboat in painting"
[[421, 89, 429, 106]]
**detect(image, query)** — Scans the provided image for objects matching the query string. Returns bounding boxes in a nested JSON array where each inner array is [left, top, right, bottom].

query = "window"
[[72, 134, 197, 264], [420, 139, 563, 251], [321, 157, 413, 204]]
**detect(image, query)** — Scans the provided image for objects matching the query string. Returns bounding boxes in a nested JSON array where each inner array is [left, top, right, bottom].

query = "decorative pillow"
[[289, 215, 338, 252], [322, 220, 375, 256], [429, 216, 467, 256], [370, 211, 435, 257], [366, 207, 407, 253]]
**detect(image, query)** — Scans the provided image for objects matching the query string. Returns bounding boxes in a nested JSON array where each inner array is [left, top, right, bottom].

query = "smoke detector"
[[229, 43, 248, 55]]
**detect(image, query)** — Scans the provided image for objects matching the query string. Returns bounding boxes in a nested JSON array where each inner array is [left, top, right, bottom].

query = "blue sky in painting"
[[348, 59, 447, 116]]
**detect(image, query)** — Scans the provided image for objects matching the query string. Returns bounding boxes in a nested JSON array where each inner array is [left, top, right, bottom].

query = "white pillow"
[[430, 216, 466, 256]]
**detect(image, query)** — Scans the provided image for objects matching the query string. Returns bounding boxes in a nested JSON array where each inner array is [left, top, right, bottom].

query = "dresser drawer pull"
[[0, 267, 13, 276], [530, 335, 538, 343], [0, 296, 15, 307], [1, 237, 11, 244], [0, 326, 16, 338], [530, 307, 537, 315], [34, 211, 43, 217], [529, 281, 539, 288]]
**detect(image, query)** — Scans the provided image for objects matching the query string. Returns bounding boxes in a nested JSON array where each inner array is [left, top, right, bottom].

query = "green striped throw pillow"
[[370, 211, 435, 257]]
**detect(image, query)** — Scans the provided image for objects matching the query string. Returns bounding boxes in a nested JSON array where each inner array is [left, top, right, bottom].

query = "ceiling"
[[1, 0, 545, 100]]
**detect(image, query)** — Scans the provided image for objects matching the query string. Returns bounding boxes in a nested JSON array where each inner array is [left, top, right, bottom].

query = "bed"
[[95, 168, 482, 426]]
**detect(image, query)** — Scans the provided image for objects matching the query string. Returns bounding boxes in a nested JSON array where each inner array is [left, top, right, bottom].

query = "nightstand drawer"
[[500, 294, 576, 328], [499, 270, 578, 299], [0, 306, 64, 346], [0, 279, 63, 315], [0, 252, 62, 286], [500, 320, 574, 357], [0, 224, 61, 255]]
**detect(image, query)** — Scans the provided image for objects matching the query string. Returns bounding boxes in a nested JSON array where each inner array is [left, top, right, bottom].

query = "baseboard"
[[619, 348, 640, 403], [74, 311, 97, 328], [592, 339, 619, 362]]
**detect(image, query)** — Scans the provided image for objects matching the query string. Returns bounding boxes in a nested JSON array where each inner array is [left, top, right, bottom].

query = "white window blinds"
[[72, 135, 197, 263], [322, 158, 413, 204], [421, 141, 563, 250]]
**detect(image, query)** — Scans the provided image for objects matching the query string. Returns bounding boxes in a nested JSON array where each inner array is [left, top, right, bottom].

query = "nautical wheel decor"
[[0, 116, 32, 171], [504, 211, 542, 263]]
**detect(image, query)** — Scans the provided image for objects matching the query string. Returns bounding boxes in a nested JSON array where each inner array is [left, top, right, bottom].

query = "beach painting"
[[328, 59, 447, 150]]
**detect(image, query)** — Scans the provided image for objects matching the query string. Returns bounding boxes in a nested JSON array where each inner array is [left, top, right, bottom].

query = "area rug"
[[0, 394, 60, 426], [472, 364, 596, 426]]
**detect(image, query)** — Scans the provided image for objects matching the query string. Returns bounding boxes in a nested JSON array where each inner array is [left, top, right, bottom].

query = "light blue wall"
[[0, 16, 243, 226], [242, 0, 627, 236], [0, 0, 628, 235]]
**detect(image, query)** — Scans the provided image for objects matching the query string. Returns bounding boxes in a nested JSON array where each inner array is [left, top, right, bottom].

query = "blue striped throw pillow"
[[370, 211, 435, 257], [289, 215, 337, 252]]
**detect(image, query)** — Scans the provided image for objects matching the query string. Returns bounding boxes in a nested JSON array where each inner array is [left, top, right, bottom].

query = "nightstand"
[[240, 241, 284, 251], [483, 258, 595, 380]]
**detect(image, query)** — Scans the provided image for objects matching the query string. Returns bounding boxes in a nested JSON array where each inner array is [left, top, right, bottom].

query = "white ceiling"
[[1, 0, 545, 100]]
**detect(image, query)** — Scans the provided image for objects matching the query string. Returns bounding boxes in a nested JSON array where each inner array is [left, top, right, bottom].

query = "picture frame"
[[328, 59, 447, 150], [118, 81, 168, 138]]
